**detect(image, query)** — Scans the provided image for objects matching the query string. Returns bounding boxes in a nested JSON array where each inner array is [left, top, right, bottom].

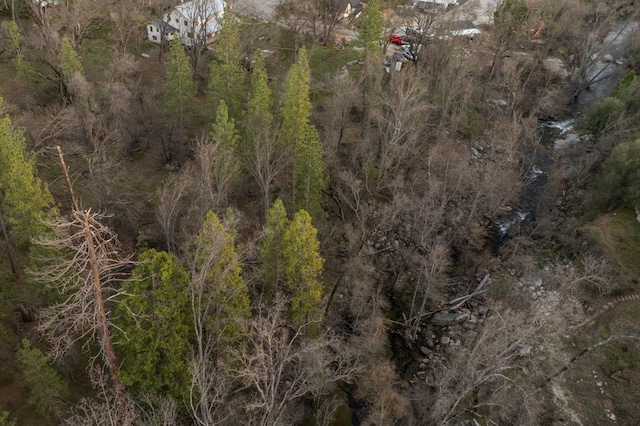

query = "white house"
[[147, 0, 225, 47], [147, 20, 179, 44]]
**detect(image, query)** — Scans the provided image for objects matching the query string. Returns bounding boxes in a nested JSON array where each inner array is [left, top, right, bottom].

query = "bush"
[[595, 138, 640, 209], [610, 71, 640, 111], [581, 97, 625, 137], [0, 411, 15, 426], [17, 339, 68, 417]]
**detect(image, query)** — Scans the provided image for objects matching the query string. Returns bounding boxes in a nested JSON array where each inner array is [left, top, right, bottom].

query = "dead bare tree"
[[367, 69, 431, 197], [63, 379, 179, 426], [320, 73, 359, 157], [31, 146, 135, 419], [241, 124, 286, 220], [109, 0, 144, 53], [156, 170, 192, 253], [313, 0, 354, 46], [354, 360, 409, 425], [429, 291, 584, 425], [191, 134, 239, 215], [233, 296, 359, 426], [277, 0, 314, 54]]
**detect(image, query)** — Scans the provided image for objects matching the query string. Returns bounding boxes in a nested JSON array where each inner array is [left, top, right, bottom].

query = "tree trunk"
[[83, 209, 127, 416], [0, 204, 17, 276]]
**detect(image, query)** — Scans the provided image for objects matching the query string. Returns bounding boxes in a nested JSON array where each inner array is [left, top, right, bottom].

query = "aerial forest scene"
[[0, 0, 640, 424]]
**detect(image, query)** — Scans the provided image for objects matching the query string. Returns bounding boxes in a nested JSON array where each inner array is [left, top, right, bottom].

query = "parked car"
[[387, 34, 404, 45]]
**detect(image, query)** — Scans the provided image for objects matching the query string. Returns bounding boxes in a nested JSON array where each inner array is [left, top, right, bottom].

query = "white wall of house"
[[168, 9, 191, 41], [147, 21, 178, 44], [147, 23, 161, 44], [147, 0, 224, 46]]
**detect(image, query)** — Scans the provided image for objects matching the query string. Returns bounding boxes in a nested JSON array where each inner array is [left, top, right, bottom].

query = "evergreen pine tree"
[[260, 198, 289, 294], [242, 51, 283, 218], [281, 209, 324, 333], [192, 211, 250, 343], [296, 125, 326, 218], [59, 38, 84, 81], [8, 21, 34, 84], [17, 339, 68, 417], [280, 47, 313, 207], [164, 38, 197, 162], [357, 0, 384, 135], [210, 100, 239, 153], [358, 0, 384, 56], [207, 9, 247, 122], [244, 50, 274, 149], [280, 47, 311, 150], [0, 99, 56, 247], [116, 249, 192, 400]]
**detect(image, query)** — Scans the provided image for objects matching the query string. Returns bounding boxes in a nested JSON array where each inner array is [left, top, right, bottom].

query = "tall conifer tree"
[[59, 38, 83, 82], [296, 125, 326, 218], [116, 249, 192, 400], [260, 198, 289, 294], [191, 211, 250, 344], [242, 51, 283, 218], [0, 99, 56, 247], [280, 47, 314, 207], [208, 9, 247, 122], [164, 38, 197, 162], [358, 0, 384, 56], [282, 209, 324, 332], [280, 47, 311, 150], [246, 51, 274, 134], [210, 100, 239, 153]]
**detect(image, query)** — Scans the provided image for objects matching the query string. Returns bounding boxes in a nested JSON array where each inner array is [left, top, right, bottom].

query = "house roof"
[[175, 0, 225, 21], [194, 19, 220, 36]]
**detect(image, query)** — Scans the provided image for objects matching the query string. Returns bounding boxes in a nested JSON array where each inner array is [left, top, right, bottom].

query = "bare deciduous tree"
[[234, 296, 358, 426], [242, 124, 286, 220], [277, 0, 314, 53], [156, 170, 192, 252], [191, 134, 239, 215], [63, 380, 179, 426], [429, 291, 584, 425], [369, 69, 430, 196]]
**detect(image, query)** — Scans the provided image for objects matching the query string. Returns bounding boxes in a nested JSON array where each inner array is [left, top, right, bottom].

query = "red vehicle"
[[387, 34, 404, 45]]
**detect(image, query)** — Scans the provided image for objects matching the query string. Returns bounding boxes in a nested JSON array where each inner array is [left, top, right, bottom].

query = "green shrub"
[[459, 106, 487, 140], [17, 339, 68, 417], [0, 411, 15, 426], [610, 71, 640, 111], [581, 97, 624, 137], [489, 276, 511, 299], [595, 138, 640, 209]]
